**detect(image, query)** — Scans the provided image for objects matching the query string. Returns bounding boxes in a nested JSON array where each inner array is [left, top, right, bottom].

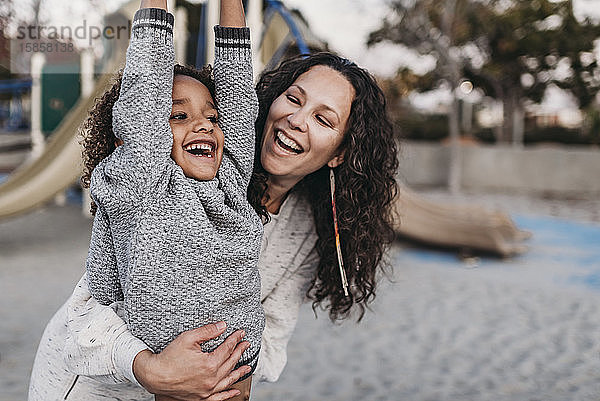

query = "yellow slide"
[[0, 71, 121, 219], [0, 0, 133, 220]]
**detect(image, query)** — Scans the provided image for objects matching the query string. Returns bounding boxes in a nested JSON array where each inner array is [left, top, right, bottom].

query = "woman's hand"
[[133, 322, 252, 401]]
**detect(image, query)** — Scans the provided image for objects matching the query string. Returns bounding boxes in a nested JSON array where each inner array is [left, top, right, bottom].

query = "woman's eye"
[[208, 115, 218, 123], [316, 115, 332, 128], [286, 95, 300, 104], [170, 113, 187, 120]]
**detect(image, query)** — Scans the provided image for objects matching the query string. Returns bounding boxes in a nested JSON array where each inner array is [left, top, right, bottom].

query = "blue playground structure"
[[0, 78, 32, 131], [265, 0, 310, 55], [194, 0, 312, 69]]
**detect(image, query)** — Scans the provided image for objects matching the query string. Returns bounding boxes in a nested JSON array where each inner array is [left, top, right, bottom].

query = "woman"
[[28, 23, 398, 401]]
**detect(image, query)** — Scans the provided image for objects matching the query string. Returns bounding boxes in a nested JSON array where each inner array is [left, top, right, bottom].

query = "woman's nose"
[[287, 109, 308, 132]]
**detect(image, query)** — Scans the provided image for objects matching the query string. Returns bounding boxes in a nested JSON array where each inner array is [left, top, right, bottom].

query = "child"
[[84, 0, 263, 399]]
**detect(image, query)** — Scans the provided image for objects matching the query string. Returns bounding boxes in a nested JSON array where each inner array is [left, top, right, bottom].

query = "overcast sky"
[[10, 0, 600, 78], [284, 0, 600, 77]]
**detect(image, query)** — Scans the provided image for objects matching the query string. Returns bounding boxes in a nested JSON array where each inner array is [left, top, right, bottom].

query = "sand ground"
[[1, 190, 600, 401]]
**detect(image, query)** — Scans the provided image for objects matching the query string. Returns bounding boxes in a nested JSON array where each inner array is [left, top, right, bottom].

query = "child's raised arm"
[[92, 4, 175, 207], [213, 0, 258, 187], [220, 0, 246, 27], [140, 0, 168, 11]]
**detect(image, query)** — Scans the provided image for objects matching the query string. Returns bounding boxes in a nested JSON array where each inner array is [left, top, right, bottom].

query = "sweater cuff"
[[132, 8, 174, 38], [214, 26, 252, 61], [112, 330, 152, 387]]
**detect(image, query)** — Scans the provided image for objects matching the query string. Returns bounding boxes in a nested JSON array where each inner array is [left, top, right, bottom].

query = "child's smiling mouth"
[[183, 139, 216, 158]]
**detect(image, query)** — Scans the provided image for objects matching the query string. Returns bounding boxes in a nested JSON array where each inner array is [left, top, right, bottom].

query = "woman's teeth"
[[276, 131, 303, 153]]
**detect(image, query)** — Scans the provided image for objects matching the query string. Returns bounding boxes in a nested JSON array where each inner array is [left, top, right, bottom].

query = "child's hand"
[[140, 0, 168, 11], [220, 0, 246, 27]]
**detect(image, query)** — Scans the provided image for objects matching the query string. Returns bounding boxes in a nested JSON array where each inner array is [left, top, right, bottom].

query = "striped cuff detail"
[[132, 8, 174, 34], [214, 26, 252, 61], [214, 26, 251, 46]]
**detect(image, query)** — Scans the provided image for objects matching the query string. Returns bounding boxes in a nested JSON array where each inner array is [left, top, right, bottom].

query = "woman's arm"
[[255, 249, 319, 382], [133, 326, 250, 400], [64, 274, 149, 384]]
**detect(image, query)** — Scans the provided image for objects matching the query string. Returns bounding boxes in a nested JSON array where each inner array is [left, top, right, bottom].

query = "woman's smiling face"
[[260, 65, 355, 183]]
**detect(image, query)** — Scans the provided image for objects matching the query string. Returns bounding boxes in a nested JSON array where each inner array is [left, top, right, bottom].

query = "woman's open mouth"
[[275, 130, 304, 154], [183, 140, 216, 158]]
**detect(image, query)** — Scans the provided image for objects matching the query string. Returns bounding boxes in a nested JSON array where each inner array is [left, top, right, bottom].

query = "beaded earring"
[[329, 168, 349, 296]]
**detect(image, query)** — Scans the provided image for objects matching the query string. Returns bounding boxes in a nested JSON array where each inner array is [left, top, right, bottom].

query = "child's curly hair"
[[80, 64, 214, 215]]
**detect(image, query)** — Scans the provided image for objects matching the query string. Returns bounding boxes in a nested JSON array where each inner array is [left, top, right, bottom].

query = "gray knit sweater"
[[86, 8, 264, 373]]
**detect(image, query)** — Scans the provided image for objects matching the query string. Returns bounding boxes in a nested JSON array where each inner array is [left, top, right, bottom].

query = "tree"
[[369, 0, 469, 192], [369, 0, 600, 144], [0, 0, 12, 27], [0, 0, 13, 79]]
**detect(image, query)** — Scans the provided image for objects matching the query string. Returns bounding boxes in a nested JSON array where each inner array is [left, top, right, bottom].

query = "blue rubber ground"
[[399, 214, 600, 291]]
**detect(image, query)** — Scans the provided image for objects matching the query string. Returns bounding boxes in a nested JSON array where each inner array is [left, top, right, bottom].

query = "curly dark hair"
[[250, 52, 399, 322], [80, 64, 215, 215]]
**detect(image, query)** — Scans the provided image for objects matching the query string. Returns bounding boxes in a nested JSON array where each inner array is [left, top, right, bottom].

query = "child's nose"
[[192, 118, 213, 133]]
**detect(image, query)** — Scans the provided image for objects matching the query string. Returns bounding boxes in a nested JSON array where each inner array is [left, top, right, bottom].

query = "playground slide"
[[0, 0, 131, 220], [393, 185, 531, 257], [0, 70, 121, 219]]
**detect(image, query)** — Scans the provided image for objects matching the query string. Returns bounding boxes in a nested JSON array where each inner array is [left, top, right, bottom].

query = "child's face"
[[169, 75, 224, 181]]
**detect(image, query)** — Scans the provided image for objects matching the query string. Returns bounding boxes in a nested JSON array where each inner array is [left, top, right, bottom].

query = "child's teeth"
[[184, 143, 214, 151]]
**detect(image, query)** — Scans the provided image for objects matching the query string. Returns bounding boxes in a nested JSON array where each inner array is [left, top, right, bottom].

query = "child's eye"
[[170, 112, 187, 120]]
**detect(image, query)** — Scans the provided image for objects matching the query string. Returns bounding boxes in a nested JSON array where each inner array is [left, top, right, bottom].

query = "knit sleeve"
[[93, 8, 175, 206], [213, 26, 259, 186], [86, 206, 123, 306]]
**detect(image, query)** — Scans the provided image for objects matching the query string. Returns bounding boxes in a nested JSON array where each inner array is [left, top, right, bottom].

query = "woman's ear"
[[114, 138, 124, 147], [327, 152, 344, 168]]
